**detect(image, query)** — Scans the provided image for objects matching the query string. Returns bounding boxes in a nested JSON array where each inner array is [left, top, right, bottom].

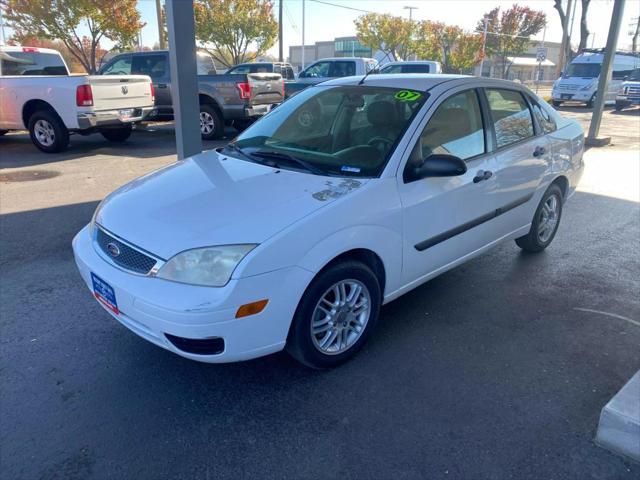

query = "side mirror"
[[407, 154, 467, 182]]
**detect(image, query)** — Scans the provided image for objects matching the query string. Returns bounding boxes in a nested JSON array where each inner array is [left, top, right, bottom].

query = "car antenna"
[[358, 52, 392, 85]]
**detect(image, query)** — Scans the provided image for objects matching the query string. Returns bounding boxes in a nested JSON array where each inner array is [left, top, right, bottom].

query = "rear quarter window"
[[485, 89, 535, 148]]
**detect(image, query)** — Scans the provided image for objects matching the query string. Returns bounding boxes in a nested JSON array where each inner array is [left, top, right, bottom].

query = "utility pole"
[[479, 16, 489, 77], [558, 0, 574, 77], [587, 0, 625, 146], [278, 0, 283, 61], [403, 6, 418, 60], [301, 0, 305, 70], [156, 0, 166, 49]]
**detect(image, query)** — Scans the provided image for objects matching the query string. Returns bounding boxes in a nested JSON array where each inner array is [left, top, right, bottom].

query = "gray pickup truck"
[[99, 50, 284, 139]]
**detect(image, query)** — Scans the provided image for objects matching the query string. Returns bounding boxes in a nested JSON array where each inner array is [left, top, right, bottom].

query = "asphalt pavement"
[[1, 112, 639, 479]]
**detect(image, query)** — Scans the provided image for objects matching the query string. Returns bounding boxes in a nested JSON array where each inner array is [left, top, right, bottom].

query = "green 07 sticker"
[[394, 90, 422, 101]]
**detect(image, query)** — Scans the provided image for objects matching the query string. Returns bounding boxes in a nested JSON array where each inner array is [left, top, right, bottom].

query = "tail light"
[[236, 82, 251, 100], [150, 82, 155, 102], [76, 84, 93, 106], [22, 47, 40, 53]]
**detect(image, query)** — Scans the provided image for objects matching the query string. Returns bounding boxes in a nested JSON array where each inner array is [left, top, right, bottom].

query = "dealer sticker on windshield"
[[394, 90, 422, 102]]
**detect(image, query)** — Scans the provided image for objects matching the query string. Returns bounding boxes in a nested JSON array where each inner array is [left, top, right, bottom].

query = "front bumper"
[[72, 225, 314, 363], [552, 90, 594, 102], [76, 107, 154, 129]]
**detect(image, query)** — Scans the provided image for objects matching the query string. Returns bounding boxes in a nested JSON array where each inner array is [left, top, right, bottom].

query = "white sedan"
[[73, 75, 584, 369]]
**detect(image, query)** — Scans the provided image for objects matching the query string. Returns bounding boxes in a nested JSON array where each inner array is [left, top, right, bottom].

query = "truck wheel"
[[199, 104, 223, 140], [615, 100, 625, 111], [100, 125, 133, 142], [552, 100, 562, 107], [586, 94, 596, 108], [28, 110, 69, 153]]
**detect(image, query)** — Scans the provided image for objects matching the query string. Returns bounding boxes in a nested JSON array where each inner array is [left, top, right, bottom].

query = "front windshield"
[[564, 63, 601, 78], [231, 85, 427, 177]]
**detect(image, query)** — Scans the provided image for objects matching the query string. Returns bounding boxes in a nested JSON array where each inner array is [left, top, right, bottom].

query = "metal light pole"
[[165, 0, 202, 159], [301, 0, 305, 70], [404, 6, 418, 60], [587, 0, 625, 145], [278, 0, 284, 62]]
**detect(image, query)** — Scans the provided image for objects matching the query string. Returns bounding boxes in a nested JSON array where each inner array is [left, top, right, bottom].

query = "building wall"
[[474, 41, 562, 82], [289, 36, 371, 71]]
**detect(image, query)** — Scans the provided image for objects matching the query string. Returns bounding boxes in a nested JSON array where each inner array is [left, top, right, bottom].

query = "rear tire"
[[100, 125, 133, 142], [28, 110, 69, 153], [199, 104, 224, 140], [515, 184, 563, 253], [586, 94, 596, 108], [286, 260, 381, 369]]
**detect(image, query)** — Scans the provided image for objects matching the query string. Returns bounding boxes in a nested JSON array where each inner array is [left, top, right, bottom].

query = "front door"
[[398, 88, 501, 285]]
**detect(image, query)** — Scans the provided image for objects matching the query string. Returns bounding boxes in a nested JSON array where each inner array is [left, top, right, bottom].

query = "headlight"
[[156, 244, 257, 287], [580, 81, 595, 91]]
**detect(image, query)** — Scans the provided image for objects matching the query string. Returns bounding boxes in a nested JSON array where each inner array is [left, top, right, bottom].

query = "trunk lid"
[[86, 75, 154, 111], [247, 73, 284, 105]]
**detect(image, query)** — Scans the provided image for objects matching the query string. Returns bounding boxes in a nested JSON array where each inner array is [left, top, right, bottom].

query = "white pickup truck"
[[0, 46, 154, 152]]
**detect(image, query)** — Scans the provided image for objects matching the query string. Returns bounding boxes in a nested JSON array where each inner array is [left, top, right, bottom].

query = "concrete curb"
[[595, 370, 640, 463]]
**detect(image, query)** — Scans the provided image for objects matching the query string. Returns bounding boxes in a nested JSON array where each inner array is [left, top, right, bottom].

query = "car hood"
[[95, 150, 367, 259]]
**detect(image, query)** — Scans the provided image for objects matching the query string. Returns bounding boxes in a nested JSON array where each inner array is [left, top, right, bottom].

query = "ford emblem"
[[106, 242, 121, 257], [121, 86, 128, 95]]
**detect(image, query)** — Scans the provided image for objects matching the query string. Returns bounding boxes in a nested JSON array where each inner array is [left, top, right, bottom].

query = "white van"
[[552, 49, 640, 107]]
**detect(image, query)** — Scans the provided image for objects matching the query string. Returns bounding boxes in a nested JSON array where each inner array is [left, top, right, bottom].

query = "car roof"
[[320, 74, 531, 93]]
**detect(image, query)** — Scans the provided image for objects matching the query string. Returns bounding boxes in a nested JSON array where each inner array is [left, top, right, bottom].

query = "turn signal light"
[[236, 81, 251, 100], [76, 84, 94, 106], [235, 299, 269, 318]]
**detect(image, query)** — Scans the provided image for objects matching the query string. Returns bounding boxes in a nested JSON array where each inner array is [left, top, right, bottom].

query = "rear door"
[[131, 53, 171, 108], [329, 60, 356, 78], [483, 88, 550, 230], [398, 88, 500, 285]]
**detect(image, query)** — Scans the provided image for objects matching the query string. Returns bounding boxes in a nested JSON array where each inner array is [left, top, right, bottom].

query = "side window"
[[197, 54, 216, 75], [331, 61, 356, 77], [485, 89, 534, 148], [228, 65, 250, 74], [131, 54, 166, 79], [102, 56, 132, 75], [416, 90, 485, 161], [381, 64, 403, 74], [285, 67, 295, 80], [530, 99, 557, 134], [303, 61, 331, 78], [612, 69, 633, 80], [406, 64, 430, 73]]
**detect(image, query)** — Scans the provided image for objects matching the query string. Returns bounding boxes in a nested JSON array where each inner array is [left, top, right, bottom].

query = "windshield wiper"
[[224, 143, 256, 162], [252, 150, 326, 175]]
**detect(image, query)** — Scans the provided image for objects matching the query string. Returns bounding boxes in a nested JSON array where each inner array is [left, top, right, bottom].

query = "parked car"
[[285, 57, 377, 97], [376, 60, 442, 74], [227, 61, 296, 80], [615, 67, 640, 111], [0, 46, 154, 152], [73, 75, 584, 368], [552, 49, 640, 107], [99, 50, 284, 138]]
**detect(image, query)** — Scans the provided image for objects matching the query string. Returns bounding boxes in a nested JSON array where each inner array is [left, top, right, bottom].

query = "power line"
[[307, 0, 374, 14]]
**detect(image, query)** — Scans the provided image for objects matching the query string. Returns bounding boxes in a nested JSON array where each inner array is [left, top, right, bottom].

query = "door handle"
[[533, 146, 546, 157], [473, 170, 493, 183]]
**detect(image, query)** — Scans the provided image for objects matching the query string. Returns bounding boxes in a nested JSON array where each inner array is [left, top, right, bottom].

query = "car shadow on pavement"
[[1, 191, 639, 480], [0, 125, 235, 169]]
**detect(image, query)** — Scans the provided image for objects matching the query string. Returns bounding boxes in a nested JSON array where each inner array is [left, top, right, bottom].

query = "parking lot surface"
[[1, 109, 639, 479]]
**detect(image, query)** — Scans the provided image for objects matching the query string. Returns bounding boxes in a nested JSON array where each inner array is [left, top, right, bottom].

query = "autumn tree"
[[413, 21, 482, 73], [355, 13, 416, 62], [477, 4, 546, 79], [2, 0, 144, 74], [194, 0, 278, 68], [7, 35, 89, 73]]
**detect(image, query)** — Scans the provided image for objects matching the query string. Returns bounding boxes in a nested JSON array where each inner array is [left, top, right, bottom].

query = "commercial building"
[[475, 41, 561, 83], [289, 36, 376, 71]]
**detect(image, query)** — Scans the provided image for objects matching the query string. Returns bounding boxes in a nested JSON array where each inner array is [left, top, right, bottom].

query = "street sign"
[[536, 47, 548, 63]]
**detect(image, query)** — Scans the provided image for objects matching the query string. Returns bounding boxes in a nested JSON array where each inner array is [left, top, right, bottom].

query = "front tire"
[[287, 260, 381, 369], [586, 93, 596, 108], [0, 129, 8, 136], [100, 125, 133, 142], [28, 110, 69, 153], [552, 100, 562, 107], [615, 100, 625, 111], [516, 184, 563, 253], [199, 104, 224, 140]]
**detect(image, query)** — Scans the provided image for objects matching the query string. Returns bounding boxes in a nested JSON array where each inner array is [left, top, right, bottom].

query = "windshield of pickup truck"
[[564, 63, 601, 78], [628, 69, 640, 81], [0, 51, 68, 76], [230, 85, 427, 177]]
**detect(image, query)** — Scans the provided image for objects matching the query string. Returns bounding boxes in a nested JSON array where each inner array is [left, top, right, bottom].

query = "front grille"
[[559, 84, 579, 91], [96, 227, 157, 274]]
